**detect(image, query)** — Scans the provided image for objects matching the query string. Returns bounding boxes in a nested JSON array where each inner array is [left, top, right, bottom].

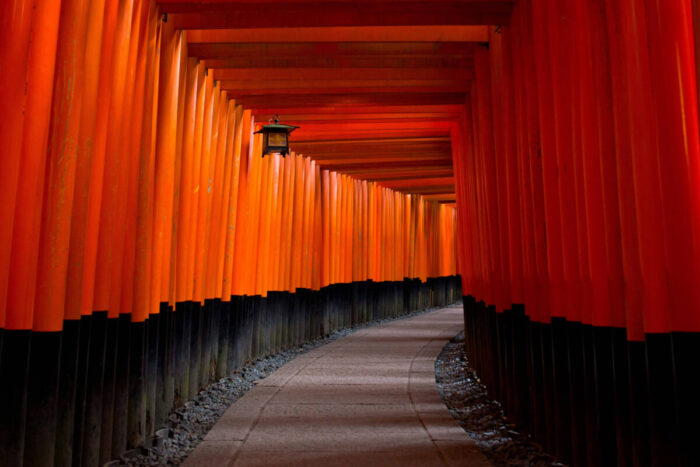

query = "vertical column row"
[[453, 0, 700, 465]]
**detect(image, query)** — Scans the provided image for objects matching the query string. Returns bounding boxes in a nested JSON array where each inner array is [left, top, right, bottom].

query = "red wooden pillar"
[[463, 90, 485, 303], [565, 0, 594, 327], [26, 0, 90, 464], [167, 33, 188, 306], [547, 0, 585, 325], [63, 0, 108, 320], [230, 111, 253, 296], [174, 59, 200, 303], [489, 26, 524, 306], [133, 1, 162, 320], [531, 0, 565, 322], [609, 0, 669, 339], [511, 1, 556, 449], [583, 0, 627, 330], [321, 170, 330, 287], [606, 2, 667, 465], [94, 0, 137, 315], [519, 0, 550, 325], [0, 0, 34, 327], [584, 0, 629, 463], [695, 2, 700, 114], [5, 0, 62, 330], [469, 80, 491, 307], [0, 1, 57, 464], [532, 1, 578, 461], [222, 104, 243, 299], [644, 0, 700, 334], [486, 29, 514, 309], [110, 0, 145, 318], [510, 0, 538, 320], [120, 0, 150, 315], [564, 3, 597, 463], [80, 0, 120, 319], [193, 62, 215, 302], [33, 0, 90, 331], [643, 2, 700, 465], [450, 119, 472, 296], [474, 47, 506, 311]]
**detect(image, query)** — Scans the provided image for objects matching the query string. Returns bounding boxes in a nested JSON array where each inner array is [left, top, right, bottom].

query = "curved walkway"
[[184, 305, 492, 467]]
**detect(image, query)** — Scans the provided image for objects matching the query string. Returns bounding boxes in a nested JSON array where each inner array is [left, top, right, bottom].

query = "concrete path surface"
[[183, 305, 492, 467]]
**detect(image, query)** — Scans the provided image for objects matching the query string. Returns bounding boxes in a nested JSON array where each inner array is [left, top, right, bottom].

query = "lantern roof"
[[255, 122, 299, 134], [255, 115, 299, 134]]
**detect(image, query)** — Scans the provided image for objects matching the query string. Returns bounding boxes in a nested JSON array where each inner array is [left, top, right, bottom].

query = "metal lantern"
[[254, 115, 299, 157]]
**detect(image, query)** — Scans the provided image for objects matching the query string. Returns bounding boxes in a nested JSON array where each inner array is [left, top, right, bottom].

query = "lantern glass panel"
[[268, 131, 287, 147]]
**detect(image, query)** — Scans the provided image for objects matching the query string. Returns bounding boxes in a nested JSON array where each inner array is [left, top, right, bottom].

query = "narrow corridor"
[[184, 306, 489, 467], [2, 0, 699, 464]]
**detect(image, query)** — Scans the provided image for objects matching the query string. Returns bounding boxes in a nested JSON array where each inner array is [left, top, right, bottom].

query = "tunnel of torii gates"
[[0, 0, 699, 466]]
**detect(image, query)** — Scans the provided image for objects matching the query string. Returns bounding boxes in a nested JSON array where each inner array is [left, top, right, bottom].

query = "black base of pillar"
[[23, 330, 62, 467], [460, 294, 699, 467], [0, 276, 460, 467]]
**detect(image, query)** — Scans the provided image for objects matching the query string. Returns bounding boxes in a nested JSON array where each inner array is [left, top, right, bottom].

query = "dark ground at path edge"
[[435, 331, 566, 467]]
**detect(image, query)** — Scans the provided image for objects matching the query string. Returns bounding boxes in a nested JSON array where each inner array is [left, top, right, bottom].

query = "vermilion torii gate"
[[1, 1, 699, 466]]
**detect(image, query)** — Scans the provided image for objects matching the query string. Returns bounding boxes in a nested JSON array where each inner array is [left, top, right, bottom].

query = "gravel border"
[[435, 331, 566, 467], [110, 305, 448, 466]]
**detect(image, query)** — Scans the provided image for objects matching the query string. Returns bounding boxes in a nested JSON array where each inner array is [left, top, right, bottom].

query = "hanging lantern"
[[254, 115, 299, 157]]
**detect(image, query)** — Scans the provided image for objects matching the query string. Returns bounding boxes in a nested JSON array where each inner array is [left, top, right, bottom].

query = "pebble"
[[435, 331, 566, 467]]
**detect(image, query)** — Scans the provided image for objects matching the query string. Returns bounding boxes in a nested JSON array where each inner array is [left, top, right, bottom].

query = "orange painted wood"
[[514, 0, 549, 322], [302, 158, 315, 288], [530, 0, 565, 320], [33, 0, 91, 331], [0, 0, 34, 328], [546, 0, 583, 324], [246, 134, 264, 295], [93, 0, 137, 315], [337, 175, 346, 284], [269, 154, 283, 291], [186, 63, 207, 301], [4, 0, 62, 330], [604, 0, 661, 338], [312, 165, 323, 290], [112, 0, 147, 317], [352, 182, 361, 282], [189, 42, 477, 60], [175, 58, 200, 303], [473, 47, 505, 312], [186, 25, 488, 43], [192, 71, 214, 302], [230, 111, 253, 296], [290, 155, 305, 289], [489, 26, 524, 306], [508, 1, 539, 318], [212, 100, 236, 298], [119, 0, 150, 319], [204, 87, 228, 299], [132, 0, 162, 321], [321, 170, 331, 288], [152, 26, 183, 307], [281, 155, 293, 292], [255, 152, 272, 296], [205, 55, 472, 70], [214, 68, 474, 83], [221, 104, 243, 299], [0, 1, 465, 332], [167, 2, 511, 29], [644, 0, 700, 333]]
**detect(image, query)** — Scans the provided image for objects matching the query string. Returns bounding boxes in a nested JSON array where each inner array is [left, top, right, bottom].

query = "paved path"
[[184, 306, 492, 467]]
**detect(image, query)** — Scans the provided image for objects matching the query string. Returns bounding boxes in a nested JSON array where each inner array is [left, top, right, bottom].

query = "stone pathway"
[[183, 305, 492, 467]]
